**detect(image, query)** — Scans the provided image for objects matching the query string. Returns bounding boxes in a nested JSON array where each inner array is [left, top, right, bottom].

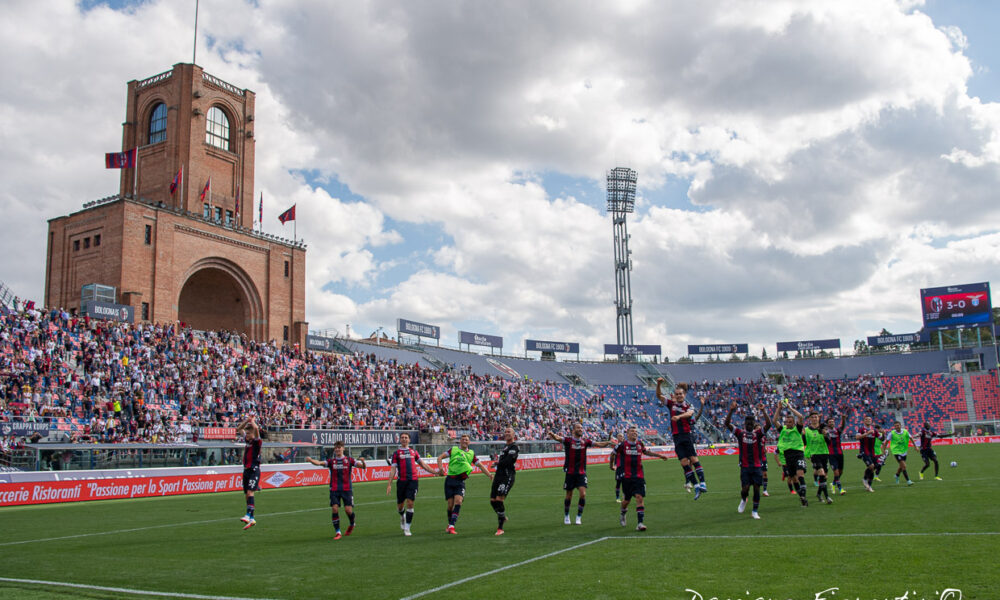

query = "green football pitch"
[[1, 444, 998, 600]]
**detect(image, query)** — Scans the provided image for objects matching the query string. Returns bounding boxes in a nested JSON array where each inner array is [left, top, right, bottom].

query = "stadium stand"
[[971, 370, 1000, 421], [1, 302, 997, 448]]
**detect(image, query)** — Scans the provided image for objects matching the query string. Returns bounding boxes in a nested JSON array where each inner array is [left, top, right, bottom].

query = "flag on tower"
[[169, 167, 183, 195], [199, 178, 211, 202], [258, 192, 263, 231], [278, 205, 296, 224], [105, 148, 137, 169]]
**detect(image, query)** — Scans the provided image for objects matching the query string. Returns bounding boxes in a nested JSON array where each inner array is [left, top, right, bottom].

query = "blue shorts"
[[622, 478, 646, 500], [563, 473, 588, 490], [242, 467, 260, 492], [740, 467, 764, 487], [395, 479, 419, 504], [329, 490, 353, 507], [444, 476, 466, 499]]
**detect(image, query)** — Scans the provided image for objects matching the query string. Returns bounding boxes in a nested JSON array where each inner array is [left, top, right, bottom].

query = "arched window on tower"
[[148, 102, 167, 144], [206, 106, 230, 151]]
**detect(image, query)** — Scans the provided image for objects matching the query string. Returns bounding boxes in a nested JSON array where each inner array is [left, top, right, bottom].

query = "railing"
[[203, 72, 245, 97], [0, 280, 16, 311], [136, 69, 172, 89], [76, 195, 306, 249]]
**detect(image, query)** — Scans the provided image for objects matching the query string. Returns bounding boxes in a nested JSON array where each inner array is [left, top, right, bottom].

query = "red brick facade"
[[44, 63, 307, 345]]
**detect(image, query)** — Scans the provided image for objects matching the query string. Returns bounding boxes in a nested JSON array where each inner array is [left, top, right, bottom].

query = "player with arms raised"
[[804, 412, 833, 504], [306, 440, 366, 539], [546, 423, 614, 524], [615, 425, 668, 531], [236, 417, 263, 530], [490, 427, 519, 535], [386, 432, 440, 536], [724, 400, 771, 519], [437, 434, 493, 534], [772, 400, 810, 507], [656, 379, 708, 499]]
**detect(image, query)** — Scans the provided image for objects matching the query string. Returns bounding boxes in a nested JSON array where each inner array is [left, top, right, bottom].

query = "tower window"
[[206, 106, 230, 151], [284, 260, 289, 277], [148, 102, 167, 144], [141, 302, 150, 321], [83, 237, 90, 249], [73, 240, 80, 252], [283, 326, 289, 342], [225, 210, 233, 226], [144, 224, 152, 245], [93, 234, 101, 247]]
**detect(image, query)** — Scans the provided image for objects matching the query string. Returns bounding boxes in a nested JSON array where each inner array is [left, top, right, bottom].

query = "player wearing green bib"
[[804, 412, 832, 505], [887, 422, 914, 485], [436, 434, 493, 534], [772, 401, 809, 507]]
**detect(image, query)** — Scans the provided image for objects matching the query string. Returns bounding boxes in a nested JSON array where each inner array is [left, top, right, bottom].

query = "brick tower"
[[44, 63, 307, 345]]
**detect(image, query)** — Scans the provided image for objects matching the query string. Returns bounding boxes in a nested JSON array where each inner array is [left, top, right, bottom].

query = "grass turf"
[[0, 444, 997, 600]]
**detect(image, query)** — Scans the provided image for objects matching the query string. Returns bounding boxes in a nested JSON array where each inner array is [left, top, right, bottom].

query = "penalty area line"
[[0, 576, 282, 600], [399, 536, 610, 600]]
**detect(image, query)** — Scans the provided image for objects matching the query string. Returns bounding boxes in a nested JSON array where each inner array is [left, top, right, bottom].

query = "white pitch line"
[[0, 500, 392, 547], [398, 536, 611, 600], [399, 531, 1000, 600], [0, 576, 282, 600], [602, 531, 1000, 540]]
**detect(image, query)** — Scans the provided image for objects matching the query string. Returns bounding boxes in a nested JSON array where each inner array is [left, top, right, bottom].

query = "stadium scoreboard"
[[919, 282, 992, 330]]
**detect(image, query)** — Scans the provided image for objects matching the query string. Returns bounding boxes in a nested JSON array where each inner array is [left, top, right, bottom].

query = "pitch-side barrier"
[[1, 436, 997, 507]]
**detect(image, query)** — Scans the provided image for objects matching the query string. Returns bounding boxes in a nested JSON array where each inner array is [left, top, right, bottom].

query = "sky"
[[1, 0, 998, 360]]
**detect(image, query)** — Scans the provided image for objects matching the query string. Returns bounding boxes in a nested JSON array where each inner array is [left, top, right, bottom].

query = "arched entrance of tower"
[[177, 258, 263, 339]]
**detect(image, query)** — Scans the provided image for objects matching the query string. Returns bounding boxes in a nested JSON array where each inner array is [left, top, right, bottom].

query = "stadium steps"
[[960, 373, 977, 421]]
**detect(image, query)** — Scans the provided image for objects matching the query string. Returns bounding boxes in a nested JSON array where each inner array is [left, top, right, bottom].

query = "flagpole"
[[179, 165, 184, 210], [133, 148, 139, 200], [192, 0, 199, 65]]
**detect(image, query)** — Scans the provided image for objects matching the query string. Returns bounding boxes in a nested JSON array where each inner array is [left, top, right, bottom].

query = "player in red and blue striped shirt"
[[385, 432, 440, 536], [724, 400, 771, 519], [306, 440, 366, 540], [236, 418, 263, 530], [546, 424, 614, 525], [614, 426, 668, 531]]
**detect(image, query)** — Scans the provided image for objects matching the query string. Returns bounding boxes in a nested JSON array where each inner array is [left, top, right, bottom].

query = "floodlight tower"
[[606, 167, 637, 345]]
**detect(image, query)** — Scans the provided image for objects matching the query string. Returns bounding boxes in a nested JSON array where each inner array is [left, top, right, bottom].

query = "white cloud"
[[0, 0, 998, 359]]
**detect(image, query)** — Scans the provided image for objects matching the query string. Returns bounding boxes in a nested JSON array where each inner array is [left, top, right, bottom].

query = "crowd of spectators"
[[689, 374, 890, 439], [0, 304, 587, 444]]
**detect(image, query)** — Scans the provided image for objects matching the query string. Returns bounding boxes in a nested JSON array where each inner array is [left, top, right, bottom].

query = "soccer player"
[[656, 379, 708, 499], [918, 422, 953, 480], [752, 403, 771, 497], [306, 441, 366, 539], [490, 427, 519, 535], [856, 415, 882, 492], [609, 432, 626, 501], [437, 434, 493, 534], [825, 412, 848, 495], [772, 401, 809, 506], [774, 446, 795, 495], [724, 400, 771, 519], [386, 432, 440, 536], [615, 425, 668, 531], [546, 424, 614, 524], [886, 421, 914, 486], [236, 417, 263, 529], [804, 412, 833, 504]]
